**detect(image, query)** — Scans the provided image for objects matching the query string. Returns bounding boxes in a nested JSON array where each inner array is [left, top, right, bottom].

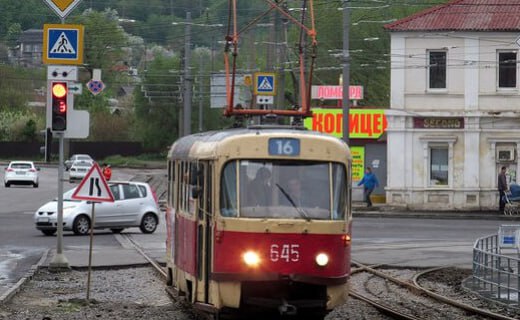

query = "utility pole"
[[342, 0, 350, 144], [198, 53, 204, 132], [183, 12, 192, 136], [277, 2, 288, 109]]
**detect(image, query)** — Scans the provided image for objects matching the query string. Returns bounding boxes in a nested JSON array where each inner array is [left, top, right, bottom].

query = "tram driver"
[[248, 167, 272, 207]]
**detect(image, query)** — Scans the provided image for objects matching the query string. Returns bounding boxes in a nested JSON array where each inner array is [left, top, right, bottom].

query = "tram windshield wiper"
[[275, 183, 310, 221]]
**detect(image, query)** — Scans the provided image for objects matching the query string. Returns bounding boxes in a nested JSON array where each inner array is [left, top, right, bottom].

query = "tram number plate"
[[268, 138, 300, 156], [270, 244, 300, 262]]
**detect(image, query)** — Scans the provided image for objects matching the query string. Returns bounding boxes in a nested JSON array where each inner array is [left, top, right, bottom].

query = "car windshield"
[[77, 156, 91, 161], [60, 188, 82, 202], [220, 160, 348, 220], [73, 162, 92, 168], [11, 163, 32, 169]]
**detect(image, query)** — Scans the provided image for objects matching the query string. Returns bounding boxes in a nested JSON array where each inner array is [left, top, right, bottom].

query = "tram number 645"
[[270, 244, 300, 262]]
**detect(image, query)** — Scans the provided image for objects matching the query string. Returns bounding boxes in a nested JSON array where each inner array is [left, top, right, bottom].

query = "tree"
[[134, 54, 182, 151]]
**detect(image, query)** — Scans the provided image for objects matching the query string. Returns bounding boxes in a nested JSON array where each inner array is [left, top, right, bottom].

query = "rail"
[[471, 230, 520, 307]]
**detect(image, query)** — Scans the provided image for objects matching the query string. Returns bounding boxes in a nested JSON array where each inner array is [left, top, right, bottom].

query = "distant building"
[[10, 29, 43, 68], [385, 0, 520, 210]]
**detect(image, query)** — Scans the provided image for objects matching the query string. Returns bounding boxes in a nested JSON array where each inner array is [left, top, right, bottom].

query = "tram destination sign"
[[268, 138, 300, 156]]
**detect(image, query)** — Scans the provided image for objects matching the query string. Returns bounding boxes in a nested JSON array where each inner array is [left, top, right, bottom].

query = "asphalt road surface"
[[0, 165, 135, 294], [0, 166, 514, 299]]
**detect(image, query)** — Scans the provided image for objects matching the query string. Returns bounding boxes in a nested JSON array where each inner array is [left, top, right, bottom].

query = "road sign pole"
[[49, 133, 70, 271], [86, 202, 96, 301]]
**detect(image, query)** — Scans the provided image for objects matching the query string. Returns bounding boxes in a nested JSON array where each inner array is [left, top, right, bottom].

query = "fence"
[[471, 226, 520, 306]]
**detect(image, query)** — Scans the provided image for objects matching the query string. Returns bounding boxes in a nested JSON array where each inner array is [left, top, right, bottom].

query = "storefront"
[[304, 108, 387, 202]]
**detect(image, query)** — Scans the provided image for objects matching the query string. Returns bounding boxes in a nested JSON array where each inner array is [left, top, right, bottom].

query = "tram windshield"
[[220, 160, 348, 220]]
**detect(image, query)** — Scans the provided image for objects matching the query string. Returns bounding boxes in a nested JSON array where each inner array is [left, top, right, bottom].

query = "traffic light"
[[51, 82, 68, 131]]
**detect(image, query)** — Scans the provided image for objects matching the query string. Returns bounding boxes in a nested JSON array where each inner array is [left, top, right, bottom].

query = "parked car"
[[64, 154, 93, 171], [4, 161, 40, 188], [68, 160, 94, 182], [34, 181, 160, 236]]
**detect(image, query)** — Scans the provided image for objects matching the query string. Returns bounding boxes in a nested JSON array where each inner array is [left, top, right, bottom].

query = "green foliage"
[[0, 110, 43, 142], [0, 0, 49, 41], [134, 54, 181, 150]]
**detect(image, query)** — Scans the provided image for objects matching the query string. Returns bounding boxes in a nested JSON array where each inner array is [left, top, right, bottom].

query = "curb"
[[0, 249, 50, 305]]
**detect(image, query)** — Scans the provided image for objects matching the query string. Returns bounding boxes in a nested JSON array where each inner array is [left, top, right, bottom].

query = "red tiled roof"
[[384, 0, 520, 32]]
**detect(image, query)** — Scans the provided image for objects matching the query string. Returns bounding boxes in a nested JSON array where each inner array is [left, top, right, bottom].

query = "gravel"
[[0, 266, 202, 320]]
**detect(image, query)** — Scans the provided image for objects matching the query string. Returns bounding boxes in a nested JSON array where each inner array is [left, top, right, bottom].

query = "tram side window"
[[220, 161, 238, 217], [332, 163, 347, 220]]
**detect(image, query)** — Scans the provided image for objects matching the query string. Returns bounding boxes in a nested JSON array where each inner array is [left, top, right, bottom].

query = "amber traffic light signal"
[[51, 82, 68, 131]]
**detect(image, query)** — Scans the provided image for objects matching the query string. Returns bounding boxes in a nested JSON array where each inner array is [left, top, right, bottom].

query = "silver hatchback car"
[[34, 181, 160, 236]]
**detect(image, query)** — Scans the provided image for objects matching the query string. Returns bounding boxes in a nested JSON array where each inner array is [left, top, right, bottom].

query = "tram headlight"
[[315, 253, 329, 267], [243, 251, 261, 267]]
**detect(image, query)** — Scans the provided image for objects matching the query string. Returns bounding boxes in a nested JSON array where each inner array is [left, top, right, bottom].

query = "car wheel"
[[41, 229, 56, 236], [5, 182, 9, 187], [72, 215, 91, 235], [33, 182, 39, 188], [139, 213, 158, 234], [110, 228, 124, 234]]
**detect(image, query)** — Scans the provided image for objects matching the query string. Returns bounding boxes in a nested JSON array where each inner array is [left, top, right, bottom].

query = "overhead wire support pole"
[[342, 0, 350, 144], [183, 12, 192, 136]]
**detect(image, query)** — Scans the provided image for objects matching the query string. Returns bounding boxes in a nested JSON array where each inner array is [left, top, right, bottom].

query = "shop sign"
[[304, 108, 387, 139], [351, 146, 365, 181], [413, 117, 464, 129], [311, 85, 364, 100]]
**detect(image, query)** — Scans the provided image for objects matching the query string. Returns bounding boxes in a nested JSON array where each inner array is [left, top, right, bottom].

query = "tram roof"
[[168, 125, 350, 160]]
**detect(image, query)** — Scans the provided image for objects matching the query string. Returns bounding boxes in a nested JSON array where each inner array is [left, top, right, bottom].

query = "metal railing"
[[471, 233, 520, 306]]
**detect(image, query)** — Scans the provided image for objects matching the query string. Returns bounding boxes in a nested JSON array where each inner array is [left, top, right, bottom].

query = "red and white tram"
[[165, 125, 352, 319]]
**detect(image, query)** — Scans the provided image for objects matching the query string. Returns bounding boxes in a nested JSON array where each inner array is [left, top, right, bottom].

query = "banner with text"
[[304, 108, 387, 139]]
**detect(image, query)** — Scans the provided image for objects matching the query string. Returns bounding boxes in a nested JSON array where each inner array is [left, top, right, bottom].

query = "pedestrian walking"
[[102, 163, 112, 181], [357, 167, 379, 207], [498, 166, 508, 214]]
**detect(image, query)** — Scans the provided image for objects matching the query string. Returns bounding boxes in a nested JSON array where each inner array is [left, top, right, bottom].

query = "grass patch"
[[101, 154, 166, 168]]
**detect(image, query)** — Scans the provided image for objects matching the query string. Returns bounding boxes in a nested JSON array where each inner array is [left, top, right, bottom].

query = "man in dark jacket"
[[498, 166, 508, 214]]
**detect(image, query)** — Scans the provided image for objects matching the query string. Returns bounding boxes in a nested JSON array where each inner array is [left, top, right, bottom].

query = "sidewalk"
[[352, 201, 520, 220]]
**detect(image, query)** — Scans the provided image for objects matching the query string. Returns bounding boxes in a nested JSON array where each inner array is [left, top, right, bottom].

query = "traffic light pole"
[[49, 132, 69, 270]]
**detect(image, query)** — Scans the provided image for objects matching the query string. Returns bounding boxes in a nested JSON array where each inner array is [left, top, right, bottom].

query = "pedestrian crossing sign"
[[43, 24, 84, 65], [254, 72, 276, 96]]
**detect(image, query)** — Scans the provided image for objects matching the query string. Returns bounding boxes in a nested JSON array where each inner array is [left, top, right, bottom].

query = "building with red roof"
[[383, 0, 520, 211]]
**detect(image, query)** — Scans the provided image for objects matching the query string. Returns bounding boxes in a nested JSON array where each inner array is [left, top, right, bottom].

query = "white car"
[[64, 154, 93, 171], [34, 181, 160, 236], [69, 160, 94, 182], [4, 161, 40, 188]]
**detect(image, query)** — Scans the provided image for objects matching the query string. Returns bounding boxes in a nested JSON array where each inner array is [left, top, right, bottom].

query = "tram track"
[[120, 233, 518, 320], [350, 261, 516, 320]]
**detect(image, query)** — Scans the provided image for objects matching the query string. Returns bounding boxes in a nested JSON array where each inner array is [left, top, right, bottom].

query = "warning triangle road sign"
[[50, 32, 76, 54], [71, 163, 114, 202]]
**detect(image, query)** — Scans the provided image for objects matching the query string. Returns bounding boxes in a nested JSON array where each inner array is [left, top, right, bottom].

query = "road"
[[0, 166, 135, 294], [0, 166, 515, 298], [352, 217, 504, 268]]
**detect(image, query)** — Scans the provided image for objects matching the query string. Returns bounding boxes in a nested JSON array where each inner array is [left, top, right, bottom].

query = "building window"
[[430, 147, 448, 186], [428, 50, 446, 89], [498, 51, 517, 88]]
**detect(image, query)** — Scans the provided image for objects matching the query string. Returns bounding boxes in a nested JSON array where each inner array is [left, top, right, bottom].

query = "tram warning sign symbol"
[[254, 72, 276, 96], [71, 163, 114, 202], [43, 24, 84, 65]]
